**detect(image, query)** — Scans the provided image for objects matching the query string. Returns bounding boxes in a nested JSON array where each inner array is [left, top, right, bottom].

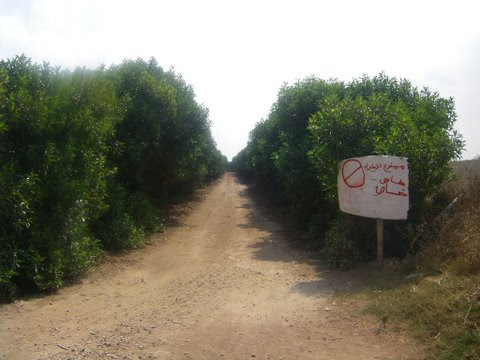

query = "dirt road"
[[0, 173, 420, 359]]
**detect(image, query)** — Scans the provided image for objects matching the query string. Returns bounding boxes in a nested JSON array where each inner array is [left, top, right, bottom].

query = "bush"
[[0, 56, 116, 294], [309, 74, 463, 222], [322, 215, 362, 269], [109, 58, 225, 206], [93, 184, 161, 251], [0, 55, 225, 301], [233, 73, 463, 267]]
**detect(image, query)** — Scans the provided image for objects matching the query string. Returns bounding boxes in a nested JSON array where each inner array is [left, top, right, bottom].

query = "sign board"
[[337, 156, 409, 220]]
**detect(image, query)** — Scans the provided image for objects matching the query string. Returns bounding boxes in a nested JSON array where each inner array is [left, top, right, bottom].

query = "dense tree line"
[[0, 55, 226, 301], [232, 74, 463, 267]]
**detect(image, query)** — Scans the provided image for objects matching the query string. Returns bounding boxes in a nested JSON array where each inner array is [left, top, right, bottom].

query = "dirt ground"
[[0, 173, 422, 359]]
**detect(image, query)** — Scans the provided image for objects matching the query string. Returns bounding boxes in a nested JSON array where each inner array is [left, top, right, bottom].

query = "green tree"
[[308, 74, 463, 221], [234, 73, 463, 264], [0, 56, 225, 301], [0, 56, 118, 299]]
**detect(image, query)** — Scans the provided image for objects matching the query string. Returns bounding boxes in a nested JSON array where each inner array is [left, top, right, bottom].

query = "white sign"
[[337, 156, 409, 220]]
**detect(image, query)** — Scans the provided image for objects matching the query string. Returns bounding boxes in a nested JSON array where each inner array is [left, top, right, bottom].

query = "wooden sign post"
[[337, 156, 409, 261], [376, 218, 384, 261]]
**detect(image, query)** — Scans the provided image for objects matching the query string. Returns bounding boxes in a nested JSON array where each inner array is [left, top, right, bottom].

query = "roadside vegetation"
[[356, 159, 480, 358], [0, 55, 226, 302], [231, 73, 476, 357], [231, 73, 463, 265]]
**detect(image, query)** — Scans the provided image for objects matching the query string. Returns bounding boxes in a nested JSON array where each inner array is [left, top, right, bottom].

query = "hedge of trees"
[[0, 55, 226, 301], [232, 74, 463, 267]]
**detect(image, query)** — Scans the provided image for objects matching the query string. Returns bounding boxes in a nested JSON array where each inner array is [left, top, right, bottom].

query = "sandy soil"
[[0, 173, 422, 359]]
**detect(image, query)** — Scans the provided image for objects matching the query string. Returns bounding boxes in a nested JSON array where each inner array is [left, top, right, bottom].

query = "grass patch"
[[363, 273, 480, 358]]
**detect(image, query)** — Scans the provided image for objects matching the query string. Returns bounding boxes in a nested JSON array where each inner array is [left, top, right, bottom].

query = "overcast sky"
[[1, 0, 479, 160]]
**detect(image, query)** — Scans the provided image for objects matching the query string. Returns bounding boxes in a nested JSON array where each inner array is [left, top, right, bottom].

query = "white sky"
[[1, 0, 479, 160]]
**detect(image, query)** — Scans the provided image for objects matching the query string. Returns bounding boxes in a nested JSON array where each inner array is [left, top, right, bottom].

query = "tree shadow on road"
[[236, 184, 317, 262], [235, 177, 391, 298]]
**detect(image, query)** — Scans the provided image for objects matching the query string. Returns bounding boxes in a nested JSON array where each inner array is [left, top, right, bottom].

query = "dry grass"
[[417, 163, 480, 276], [350, 159, 480, 359]]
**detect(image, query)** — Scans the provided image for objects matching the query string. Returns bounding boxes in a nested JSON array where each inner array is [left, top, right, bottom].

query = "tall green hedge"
[[232, 73, 463, 266], [0, 55, 226, 301]]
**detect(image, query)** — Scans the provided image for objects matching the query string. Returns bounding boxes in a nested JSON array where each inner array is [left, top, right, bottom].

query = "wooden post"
[[376, 218, 384, 262]]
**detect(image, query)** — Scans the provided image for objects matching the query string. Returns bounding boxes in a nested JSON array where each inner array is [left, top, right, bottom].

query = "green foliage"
[[233, 73, 463, 267], [309, 74, 463, 221], [92, 184, 159, 251], [0, 55, 225, 301], [322, 215, 361, 269], [0, 56, 116, 296], [109, 58, 225, 202]]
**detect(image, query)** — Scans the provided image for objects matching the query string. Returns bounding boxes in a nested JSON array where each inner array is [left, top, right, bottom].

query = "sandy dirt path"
[[0, 173, 420, 359]]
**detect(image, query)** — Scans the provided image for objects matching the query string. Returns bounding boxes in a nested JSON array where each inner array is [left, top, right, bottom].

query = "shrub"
[[0, 56, 225, 301], [0, 56, 117, 295], [309, 75, 463, 222], [322, 215, 362, 269], [234, 73, 463, 266]]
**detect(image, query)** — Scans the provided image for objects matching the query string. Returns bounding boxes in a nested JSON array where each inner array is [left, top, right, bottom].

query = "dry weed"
[[359, 159, 480, 359]]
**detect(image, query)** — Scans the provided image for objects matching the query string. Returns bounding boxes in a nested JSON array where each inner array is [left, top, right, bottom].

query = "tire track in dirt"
[[0, 173, 421, 359]]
